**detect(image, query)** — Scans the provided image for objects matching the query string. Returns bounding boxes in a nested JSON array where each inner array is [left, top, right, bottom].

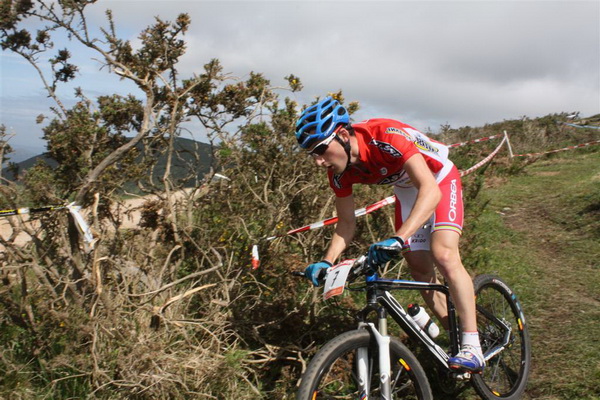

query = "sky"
[[1, 0, 599, 162]]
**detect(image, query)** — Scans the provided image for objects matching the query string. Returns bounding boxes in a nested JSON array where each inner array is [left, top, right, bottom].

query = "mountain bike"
[[294, 252, 531, 400]]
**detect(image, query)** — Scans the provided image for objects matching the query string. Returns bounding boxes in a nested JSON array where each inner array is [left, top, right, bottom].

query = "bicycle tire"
[[471, 274, 532, 400], [297, 329, 432, 400]]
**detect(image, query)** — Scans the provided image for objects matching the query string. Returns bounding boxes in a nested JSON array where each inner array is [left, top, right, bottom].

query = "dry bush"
[[1, 87, 379, 398]]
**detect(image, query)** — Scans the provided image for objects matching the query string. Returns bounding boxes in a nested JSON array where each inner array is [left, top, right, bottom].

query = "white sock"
[[461, 331, 483, 358]]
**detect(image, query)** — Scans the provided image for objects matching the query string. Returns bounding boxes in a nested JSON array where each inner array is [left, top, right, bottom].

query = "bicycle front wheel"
[[472, 274, 532, 400], [297, 329, 432, 400]]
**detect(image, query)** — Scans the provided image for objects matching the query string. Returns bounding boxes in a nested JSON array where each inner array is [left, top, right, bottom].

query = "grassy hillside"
[[456, 148, 599, 399]]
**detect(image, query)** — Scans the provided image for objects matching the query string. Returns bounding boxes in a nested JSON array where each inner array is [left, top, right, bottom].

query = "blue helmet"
[[295, 96, 350, 150]]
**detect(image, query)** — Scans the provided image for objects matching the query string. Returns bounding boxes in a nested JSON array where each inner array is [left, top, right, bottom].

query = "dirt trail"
[[496, 175, 599, 399]]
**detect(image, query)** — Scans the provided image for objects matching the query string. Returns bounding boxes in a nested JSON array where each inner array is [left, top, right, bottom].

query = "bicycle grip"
[[292, 268, 328, 281], [317, 268, 327, 280], [372, 244, 403, 254]]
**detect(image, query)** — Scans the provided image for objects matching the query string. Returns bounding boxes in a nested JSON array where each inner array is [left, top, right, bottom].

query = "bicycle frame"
[[353, 271, 516, 393], [297, 257, 521, 398], [356, 273, 457, 366]]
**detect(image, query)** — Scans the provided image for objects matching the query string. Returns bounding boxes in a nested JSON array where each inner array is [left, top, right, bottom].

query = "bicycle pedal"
[[454, 371, 472, 381]]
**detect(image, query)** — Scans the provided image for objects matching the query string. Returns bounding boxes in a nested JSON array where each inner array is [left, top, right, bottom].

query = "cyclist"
[[295, 96, 484, 373]]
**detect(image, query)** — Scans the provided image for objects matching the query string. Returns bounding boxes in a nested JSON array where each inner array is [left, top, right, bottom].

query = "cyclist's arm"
[[395, 154, 442, 241], [323, 194, 356, 264]]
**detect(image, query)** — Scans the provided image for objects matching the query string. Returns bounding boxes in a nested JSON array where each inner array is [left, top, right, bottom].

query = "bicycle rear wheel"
[[472, 274, 532, 400], [297, 329, 432, 400]]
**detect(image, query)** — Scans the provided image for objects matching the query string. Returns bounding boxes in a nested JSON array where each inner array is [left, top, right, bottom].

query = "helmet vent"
[[294, 96, 350, 149]]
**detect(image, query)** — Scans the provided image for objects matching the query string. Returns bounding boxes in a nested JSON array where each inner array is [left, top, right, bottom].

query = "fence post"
[[504, 130, 514, 158]]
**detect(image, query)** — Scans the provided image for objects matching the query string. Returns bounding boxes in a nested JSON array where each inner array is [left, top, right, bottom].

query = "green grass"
[[462, 149, 600, 399]]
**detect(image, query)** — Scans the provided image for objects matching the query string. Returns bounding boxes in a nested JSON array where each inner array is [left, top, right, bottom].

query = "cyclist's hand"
[[304, 260, 332, 286], [367, 237, 404, 269]]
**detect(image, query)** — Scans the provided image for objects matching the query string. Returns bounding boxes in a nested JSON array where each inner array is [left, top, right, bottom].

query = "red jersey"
[[328, 119, 454, 197]]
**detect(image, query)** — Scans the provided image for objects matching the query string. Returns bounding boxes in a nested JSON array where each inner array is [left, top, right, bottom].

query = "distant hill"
[[1, 137, 214, 189], [1, 154, 57, 181], [139, 137, 214, 190]]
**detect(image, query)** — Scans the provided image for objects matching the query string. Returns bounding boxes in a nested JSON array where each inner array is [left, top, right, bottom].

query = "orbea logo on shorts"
[[449, 179, 457, 221]]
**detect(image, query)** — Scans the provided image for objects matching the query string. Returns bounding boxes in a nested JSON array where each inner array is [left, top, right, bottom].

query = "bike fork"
[[357, 308, 392, 399]]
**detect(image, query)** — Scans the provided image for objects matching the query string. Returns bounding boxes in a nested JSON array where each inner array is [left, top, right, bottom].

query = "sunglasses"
[[309, 142, 330, 157], [308, 128, 341, 157]]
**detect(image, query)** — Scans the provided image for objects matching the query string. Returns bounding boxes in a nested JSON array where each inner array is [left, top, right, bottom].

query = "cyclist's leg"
[[430, 168, 484, 371], [428, 166, 476, 333], [430, 230, 477, 333], [403, 250, 449, 329], [394, 187, 448, 328]]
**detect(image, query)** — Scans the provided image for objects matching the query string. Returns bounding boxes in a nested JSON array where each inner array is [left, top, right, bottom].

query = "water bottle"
[[408, 303, 440, 339]]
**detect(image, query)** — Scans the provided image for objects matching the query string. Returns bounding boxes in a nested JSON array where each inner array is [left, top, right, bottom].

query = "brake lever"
[[349, 255, 368, 281]]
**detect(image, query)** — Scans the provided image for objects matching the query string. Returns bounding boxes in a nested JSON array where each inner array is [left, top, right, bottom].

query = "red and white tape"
[[251, 196, 396, 269], [264, 195, 396, 242], [448, 134, 502, 148], [513, 140, 600, 157], [251, 134, 599, 268], [459, 136, 507, 177]]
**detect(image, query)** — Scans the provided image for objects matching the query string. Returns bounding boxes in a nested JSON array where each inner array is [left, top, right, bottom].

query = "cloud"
[[2, 0, 598, 155]]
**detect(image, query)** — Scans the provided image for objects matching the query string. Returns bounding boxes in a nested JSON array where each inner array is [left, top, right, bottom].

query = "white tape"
[[67, 203, 95, 245]]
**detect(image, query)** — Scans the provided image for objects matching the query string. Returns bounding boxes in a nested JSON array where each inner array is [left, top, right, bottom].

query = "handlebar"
[[291, 247, 402, 284], [291, 255, 368, 283], [291, 268, 327, 279]]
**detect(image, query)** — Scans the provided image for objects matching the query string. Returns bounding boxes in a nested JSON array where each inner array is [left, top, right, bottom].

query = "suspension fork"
[[357, 305, 392, 399], [376, 307, 392, 399]]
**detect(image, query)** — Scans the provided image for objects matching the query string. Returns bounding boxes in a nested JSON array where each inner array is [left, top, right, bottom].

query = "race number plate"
[[323, 259, 355, 300]]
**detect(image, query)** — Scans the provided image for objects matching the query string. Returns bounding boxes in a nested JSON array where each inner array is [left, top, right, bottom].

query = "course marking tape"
[[561, 122, 600, 130], [448, 134, 502, 148], [459, 136, 507, 176], [1, 202, 95, 247], [513, 140, 600, 157], [0, 205, 66, 217]]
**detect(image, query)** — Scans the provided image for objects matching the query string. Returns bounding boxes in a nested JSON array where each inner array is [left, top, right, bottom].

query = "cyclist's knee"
[[435, 259, 471, 286], [431, 241, 461, 267], [432, 250, 467, 283], [433, 251, 458, 269], [431, 230, 462, 266]]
